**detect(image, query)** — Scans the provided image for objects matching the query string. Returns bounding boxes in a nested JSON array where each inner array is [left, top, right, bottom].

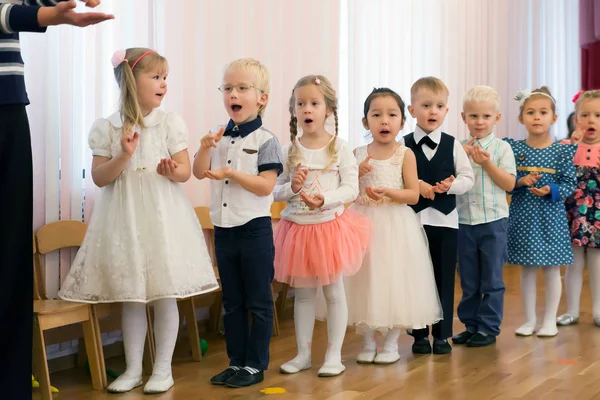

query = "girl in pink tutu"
[[273, 75, 370, 377]]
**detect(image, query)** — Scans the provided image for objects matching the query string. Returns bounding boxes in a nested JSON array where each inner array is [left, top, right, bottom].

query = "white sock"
[[120, 302, 147, 378], [151, 298, 179, 378], [565, 246, 585, 317], [362, 329, 377, 353], [540, 266, 562, 331], [586, 249, 600, 318], [381, 328, 400, 354], [322, 279, 348, 367], [519, 267, 538, 329], [283, 286, 317, 369]]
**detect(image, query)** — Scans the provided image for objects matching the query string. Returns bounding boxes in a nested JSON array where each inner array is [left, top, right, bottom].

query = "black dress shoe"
[[210, 368, 239, 385], [432, 340, 452, 354], [466, 333, 496, 347], [412, 338, 432, 354], [225, 370, 264, 388], [452, 330, 475, 345]]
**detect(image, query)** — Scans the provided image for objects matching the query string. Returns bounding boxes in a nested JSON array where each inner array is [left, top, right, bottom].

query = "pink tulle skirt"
[[274, 208, 372, 288]]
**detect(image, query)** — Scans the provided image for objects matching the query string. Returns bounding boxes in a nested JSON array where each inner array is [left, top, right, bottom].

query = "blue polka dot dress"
[[504, 139, 577, 267]]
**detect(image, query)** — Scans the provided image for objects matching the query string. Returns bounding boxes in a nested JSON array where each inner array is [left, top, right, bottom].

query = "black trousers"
[[0, 105, 34, 398], [412, 225, 457, 340], [214, 217, 275, 371]]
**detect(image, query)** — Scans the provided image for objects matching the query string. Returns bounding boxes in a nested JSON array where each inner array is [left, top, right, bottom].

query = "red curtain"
[[581, 0, 600, 89]]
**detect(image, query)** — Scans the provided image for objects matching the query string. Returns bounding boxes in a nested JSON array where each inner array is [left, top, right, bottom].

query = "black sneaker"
[[412, 338, 432, 354], [452, 330, 475, 345], [210, 367, 239, 385], [466, 333, 496, 347], [432, 340, 452, 354], [225, 369, 264, 388]]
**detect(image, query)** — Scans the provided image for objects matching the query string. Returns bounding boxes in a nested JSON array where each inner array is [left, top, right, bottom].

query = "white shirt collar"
[[107, 108, 166, 128], [414, 125, 443, 144]]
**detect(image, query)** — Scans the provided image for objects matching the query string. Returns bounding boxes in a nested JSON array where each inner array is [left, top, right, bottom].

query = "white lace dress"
[[58, 109, 219, 303], [345, 145, 443, 333]]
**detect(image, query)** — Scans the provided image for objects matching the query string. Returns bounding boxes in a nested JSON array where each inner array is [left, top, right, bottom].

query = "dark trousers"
[[457, 219, 507, 336], [412, 226, 457, 340], [0, 105, 33, 398], [214, 217, 274, 371]]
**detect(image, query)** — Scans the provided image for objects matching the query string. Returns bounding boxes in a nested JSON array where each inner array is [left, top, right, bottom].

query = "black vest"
[[404, 132, 456, 215]]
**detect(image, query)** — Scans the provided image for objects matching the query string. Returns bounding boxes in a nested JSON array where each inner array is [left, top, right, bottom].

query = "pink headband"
[[573, 89, 600, 103], [111, 49, 156, 70]]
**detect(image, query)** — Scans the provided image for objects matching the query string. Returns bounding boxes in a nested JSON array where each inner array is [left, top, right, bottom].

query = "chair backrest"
[[194, 207, 217, 270], [36, 220, 87, 255], [270, 202, 285, 220], [34, 220, 87, 300], [33, 234, 44, 301]]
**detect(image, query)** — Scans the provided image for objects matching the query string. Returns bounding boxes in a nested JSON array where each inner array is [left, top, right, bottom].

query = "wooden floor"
[[36, 266, 600, 400]]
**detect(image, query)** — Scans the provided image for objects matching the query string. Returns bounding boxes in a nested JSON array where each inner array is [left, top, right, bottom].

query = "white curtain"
[[21, 0, 340, 298], [340, 0, 580, 148]]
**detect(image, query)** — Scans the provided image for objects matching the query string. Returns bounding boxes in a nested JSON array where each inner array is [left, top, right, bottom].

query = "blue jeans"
[[457, 219, 508, 336], [215, 217, 274, 370]]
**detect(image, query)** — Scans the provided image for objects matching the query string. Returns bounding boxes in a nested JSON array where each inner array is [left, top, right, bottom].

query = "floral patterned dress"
[[564, 142, 600, 248]]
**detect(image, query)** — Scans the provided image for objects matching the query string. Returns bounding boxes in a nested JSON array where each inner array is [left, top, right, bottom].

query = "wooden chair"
[[33, 221, 106, 398], [270, 202, 290, 318], [172, 206, 223, 361]]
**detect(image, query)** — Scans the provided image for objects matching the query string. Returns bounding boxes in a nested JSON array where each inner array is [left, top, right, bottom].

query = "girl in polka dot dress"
[[505, 86, 577, 338], [557, 90, 600, 328]]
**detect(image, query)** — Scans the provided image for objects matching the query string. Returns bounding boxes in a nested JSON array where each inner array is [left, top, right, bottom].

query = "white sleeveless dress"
[[345, 145, 442, 333]]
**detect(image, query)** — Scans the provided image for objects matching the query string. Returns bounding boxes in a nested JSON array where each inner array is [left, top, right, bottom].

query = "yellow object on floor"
[[32, 374, 58, 393]]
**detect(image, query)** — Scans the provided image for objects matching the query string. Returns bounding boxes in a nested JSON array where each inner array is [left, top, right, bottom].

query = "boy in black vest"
[[404, 77, 474, 354]]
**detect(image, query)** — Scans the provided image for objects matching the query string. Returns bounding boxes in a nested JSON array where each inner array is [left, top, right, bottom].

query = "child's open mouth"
[[231, 105, 242, 112], [304, 119, 313, 124], [380, 130, 390, 135]]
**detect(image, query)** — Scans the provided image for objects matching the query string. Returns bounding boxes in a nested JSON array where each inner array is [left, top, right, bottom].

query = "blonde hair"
[[113, 47, 168, 135], [463, 85, 501, 113], [575, 90, 600, 114], [223, 58, 270, 117], [410, 76, 449, 102], [287, 75, 339, 172], [519, 86, 556, 116]]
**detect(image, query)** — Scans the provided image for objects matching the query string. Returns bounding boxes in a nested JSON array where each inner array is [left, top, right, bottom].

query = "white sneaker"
[[107, 374, 143, 393], [515, 322, 536, 336], [373, 351, 400, 365], [537, 326, 558, 338], [280, 356, 311, 374], [143, 374, 174, 394], [356, 350, 377, 364], [317, 362, 345, 377], [556, 314, 579, 326]]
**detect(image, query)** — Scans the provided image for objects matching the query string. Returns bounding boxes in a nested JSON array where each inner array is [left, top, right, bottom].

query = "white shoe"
[[143, 374, 174, 394], [373, 351, 400, 365], [280, 356, 311, 374], [356, 350, 377, 364], [537, 326, 558, 338], [107, 374, 143, 393], [557, 314, 579, 326], [515, 322, 536, 337], [317, 362, 345, 377]]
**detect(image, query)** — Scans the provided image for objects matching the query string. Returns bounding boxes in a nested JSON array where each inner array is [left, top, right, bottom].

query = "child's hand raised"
[[530, 185, 551, 197], [359, 156, 374, 177], [204, 167, 233, 180], [517, 172, 541, 188], [200, 127, 225, 149], [291, 163, 308, 193], [419, 181, 435, 200], [120, 131, 139, 156], [570, 127, 584, 144], [300, 192, 324, 209], [470, 146, 491, 166], [434, 175, 455, 193], [157, 158, 179, 177], [365, 186, 386, 201], [462, 137, 476, 157]]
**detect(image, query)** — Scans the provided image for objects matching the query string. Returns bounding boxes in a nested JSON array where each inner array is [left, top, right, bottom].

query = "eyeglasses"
[[218, 84, 264, 94]]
